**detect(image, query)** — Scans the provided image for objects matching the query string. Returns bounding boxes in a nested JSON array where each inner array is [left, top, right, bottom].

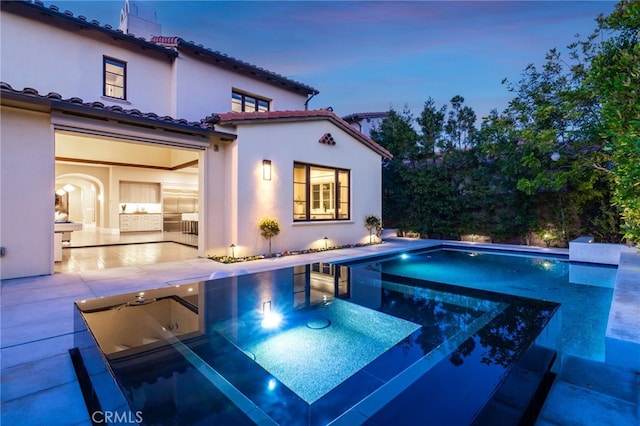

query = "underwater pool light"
[[400, 253, 409, 260], [261, 301, 282, 329], [267, 378, 277, 391]]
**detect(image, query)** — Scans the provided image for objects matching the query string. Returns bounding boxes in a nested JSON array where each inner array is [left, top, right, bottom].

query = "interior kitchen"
[[54, 129, 202, 271]]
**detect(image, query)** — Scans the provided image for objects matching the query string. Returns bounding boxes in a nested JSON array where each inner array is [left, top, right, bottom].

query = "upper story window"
[[104, 57, 126, 100], [294, 162, 350, 221], [232, 90, 270, 112]]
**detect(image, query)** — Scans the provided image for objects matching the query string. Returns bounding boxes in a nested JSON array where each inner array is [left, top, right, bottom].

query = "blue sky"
[[52, 1, 617, 120]]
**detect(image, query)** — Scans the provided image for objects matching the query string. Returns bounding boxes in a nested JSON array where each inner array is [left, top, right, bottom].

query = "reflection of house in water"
[[74, 264, 355, 422], [74, 262, 559, 424]]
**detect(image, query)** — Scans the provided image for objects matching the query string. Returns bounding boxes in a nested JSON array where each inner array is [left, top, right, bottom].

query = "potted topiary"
[[365, 214, 382, 244], [258, 217, 281, 255]]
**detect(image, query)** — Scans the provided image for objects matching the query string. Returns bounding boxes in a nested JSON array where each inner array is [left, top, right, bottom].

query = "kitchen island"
[[54, 221, 82, 262]]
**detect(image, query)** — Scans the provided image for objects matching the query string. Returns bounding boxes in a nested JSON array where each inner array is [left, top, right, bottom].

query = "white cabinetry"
[[120, 214, 162, 232]]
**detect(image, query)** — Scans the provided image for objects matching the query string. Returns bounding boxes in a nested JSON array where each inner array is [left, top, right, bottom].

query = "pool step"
[[535, 355, 640, 426], [473, 345, 557, 425]]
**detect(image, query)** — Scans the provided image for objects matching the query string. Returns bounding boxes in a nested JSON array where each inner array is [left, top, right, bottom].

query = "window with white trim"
[[104, 57, 126, 100], [294, 162, 350, 221]]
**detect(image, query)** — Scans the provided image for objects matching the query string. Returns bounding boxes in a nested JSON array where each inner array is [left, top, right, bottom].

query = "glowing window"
[[293, 162, 350, 221]]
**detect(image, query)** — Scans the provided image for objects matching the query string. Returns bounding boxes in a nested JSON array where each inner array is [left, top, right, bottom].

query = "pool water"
[[344, 248, 618, 363], [75, 250, 564, 425], [213, 298, 422, 404]]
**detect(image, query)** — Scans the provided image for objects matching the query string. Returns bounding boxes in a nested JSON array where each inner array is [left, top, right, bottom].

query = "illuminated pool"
[[74, 253, 560, 425], [344, 247, 618, 362]]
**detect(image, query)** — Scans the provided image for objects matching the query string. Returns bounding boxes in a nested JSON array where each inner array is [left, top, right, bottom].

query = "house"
[[0, 0, 391, 280], [343, 111, 388, 137]]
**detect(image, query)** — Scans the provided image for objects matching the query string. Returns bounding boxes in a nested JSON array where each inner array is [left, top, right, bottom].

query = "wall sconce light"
[[230, 243, 236, 258], [263, 159, 272, 181]]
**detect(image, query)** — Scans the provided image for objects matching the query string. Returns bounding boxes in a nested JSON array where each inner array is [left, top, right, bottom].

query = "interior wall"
[[56, 162, 198, 233]]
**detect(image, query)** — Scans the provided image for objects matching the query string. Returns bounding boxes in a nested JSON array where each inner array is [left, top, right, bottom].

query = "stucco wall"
[[1, 12, 174, 115], [173, 53, 310, 120], [201, 143, 233, 257], [1, 106, 55, 279], [223, 119, 383, 257]]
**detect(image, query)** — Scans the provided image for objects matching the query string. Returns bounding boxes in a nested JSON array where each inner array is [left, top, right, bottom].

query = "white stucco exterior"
[[0, 11, 175, 116], [0, 1, 390, 279], [0, 106, 56, 278], [173, 53, 309, 120], [225, 119, 383, 256]]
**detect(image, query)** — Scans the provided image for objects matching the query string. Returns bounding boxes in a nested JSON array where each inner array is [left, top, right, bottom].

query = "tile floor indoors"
[[1, 235, 638, 425]]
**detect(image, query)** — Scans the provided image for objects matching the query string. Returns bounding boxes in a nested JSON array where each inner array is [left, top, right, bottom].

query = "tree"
[[443, 95, 477, 151], [503, 40, 619, 245], [417, 97, 446, 161], [371, 107, 420, 230], [365, 214, 382, 243], [258, 217, 280, 255], [589, 0, 640, 243]]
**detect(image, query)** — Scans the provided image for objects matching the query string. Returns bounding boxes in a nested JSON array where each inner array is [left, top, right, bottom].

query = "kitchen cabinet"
[[120, 182, 161, 204], [120, 214, 162, 232]]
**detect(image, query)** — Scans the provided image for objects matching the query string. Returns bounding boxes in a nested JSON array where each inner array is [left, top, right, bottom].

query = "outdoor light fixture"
[[323, 236, 329, 249], [230, 243, 236, 258], [263, 159, 272, 180], [551, 152, 561, 162], [261, 300, 282, 329]]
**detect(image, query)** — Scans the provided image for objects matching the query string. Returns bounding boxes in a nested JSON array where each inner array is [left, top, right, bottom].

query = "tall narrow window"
[[293, 162, 350, 221], [104, 57, 126, 100], [231, 90, 270, 112]]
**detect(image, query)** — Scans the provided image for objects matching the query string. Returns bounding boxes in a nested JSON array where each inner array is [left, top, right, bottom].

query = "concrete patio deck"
[[1, 238, 638, 425]]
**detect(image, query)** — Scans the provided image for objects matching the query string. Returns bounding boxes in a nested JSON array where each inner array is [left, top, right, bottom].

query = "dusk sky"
[[51, 1, 617, 121]]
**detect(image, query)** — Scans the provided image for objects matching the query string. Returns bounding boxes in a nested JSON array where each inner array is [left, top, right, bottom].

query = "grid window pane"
[[231, 91, 270, 112], [232, 92, 243, 112], [294, 162, 349, 221], [104, 58, 126, 99]]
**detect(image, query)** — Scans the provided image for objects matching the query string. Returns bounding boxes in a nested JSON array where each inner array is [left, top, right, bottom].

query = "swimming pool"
[[74, 249, 567, 425], [343, 247, 618, 363]]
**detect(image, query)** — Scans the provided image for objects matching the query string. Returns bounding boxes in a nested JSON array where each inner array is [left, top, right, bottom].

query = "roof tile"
[[0, 82, 218, 132]]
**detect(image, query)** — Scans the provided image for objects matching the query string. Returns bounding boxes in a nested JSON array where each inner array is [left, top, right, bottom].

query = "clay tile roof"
[[151, 36, 182, 45], [0, 82, 227, 137], [150, 36, 318, 96], [217, 110, 392, 159], [1, 1, 177, 58]]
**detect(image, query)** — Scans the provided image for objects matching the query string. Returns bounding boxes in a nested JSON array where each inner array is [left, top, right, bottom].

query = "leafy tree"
[[443, 95, 477, 150], [417, 97, 446, 161], [365, 214, 382, 243], [371, 107, 420, 229], [589, 0, 640, 243], [258, 217, 280, 255], [503, 40, 619, 244]]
